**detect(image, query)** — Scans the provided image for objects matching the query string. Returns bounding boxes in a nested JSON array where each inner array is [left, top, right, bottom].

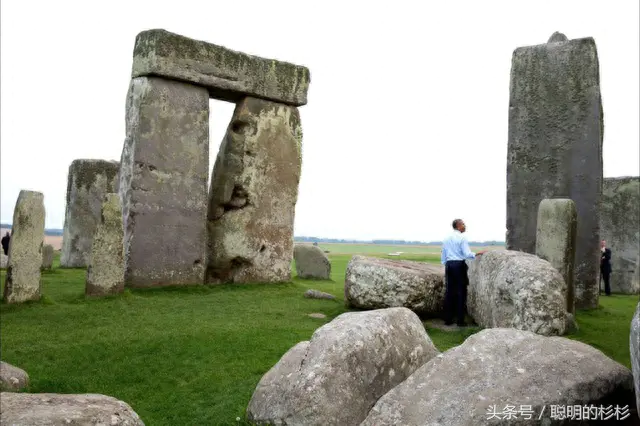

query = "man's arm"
[[441, 245, 447, 265], [604, 248, 612, 261], [460, 235, 476, 260]]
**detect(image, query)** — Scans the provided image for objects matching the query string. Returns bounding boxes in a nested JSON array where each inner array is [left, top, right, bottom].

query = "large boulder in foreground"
[[0, 362, 29, 391], [0, 392, 145, 425], [344, 255, 445, 316], [467, 250, 567, 335], [294, 244, 331, 279], [631, 302, 640, 418], [246, 307, 439, 425], [362, 328, 635, 425]]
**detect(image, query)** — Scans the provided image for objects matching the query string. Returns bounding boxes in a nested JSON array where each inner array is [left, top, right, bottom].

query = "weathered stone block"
[[535, 198, 577, 313], [468, 250, 567, 335], [601, 176, 640, 294], [206, 97, 302, 284], [119, 77, 209, 287], [507, 33, 603, 309], [293, 244, 331, 279], [0, 392, 145, 425], [3, 191, 45, 304], [344, 255, 445, 317], [86, 194, 124, 297], [247, 308, 439, 425], [41, 244, 54, 270], [363, 328, 635, 425], [60, 159, 119, 268], [132, 29, 310, 106], [0, 361, 29, 391]]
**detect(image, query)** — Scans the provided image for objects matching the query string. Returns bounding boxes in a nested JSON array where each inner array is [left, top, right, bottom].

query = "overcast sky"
[[1, 0, 638, 242]]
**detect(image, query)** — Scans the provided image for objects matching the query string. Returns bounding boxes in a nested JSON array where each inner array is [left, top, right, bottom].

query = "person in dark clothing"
[[1, 231, 10, 256], [600, 239, 612, 296], [440, 219, 485, 326]]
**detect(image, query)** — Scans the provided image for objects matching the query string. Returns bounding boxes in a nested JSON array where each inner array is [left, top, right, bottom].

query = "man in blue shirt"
[[441, 219, 484, 326]]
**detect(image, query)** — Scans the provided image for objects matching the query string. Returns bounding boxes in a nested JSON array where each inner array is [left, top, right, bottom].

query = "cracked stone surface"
[[467, 250, 567, 336], [206, 97, 302, 284], [0, 392, 145, 425], [60, 159, 119, 268], [4, 190, 45, 304], [362, 328, 634, 425], [506, 33, 603, 309], [344, 255, 445, 317], [119, 76, 209, 287], [246, 308, 439, 425]]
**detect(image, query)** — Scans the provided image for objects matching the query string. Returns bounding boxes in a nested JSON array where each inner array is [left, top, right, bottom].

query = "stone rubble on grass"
[[303, 289, 335, 300], [0, 361, 29, 392]]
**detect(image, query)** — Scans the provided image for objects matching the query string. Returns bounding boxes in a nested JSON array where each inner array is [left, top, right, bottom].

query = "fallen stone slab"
[[0, 392, 145, 425], [0, 362, 29, 391], [303, 289, 335, 300], [294, 244, 331, 279], [246, 307, 439, 425], [467, 250, 567, 335], [631, 302, 640, 419], [4, 190, 45, 304], [132, 29, 310, 106], [344, 255, 445, 317], [363, 328, 635, 425], [60, 159, 119, 268]]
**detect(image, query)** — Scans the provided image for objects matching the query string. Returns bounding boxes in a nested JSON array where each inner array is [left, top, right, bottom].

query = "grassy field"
[[0, 246, 636, 425]]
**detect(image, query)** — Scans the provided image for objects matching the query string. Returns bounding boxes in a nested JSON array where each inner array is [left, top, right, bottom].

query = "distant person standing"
[[1, 231, 10, 255], [600, 239, 612, 296], [440, 219, 484, 326]]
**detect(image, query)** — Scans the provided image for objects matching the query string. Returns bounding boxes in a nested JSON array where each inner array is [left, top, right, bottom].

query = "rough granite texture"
[[4, 191, 45, 304], [631, 302, 640, 419], [344, 255, 445, 317], [41, 244, 54, 271], [131, 29, 310, 106], [601, 176, 640, 294], [0, 392, 145, 425], [535, 198, 577, 313], [206, 97, 302, 284], [362, 328, 635, 425], [0, 362, 29, 392], [60, 159, 119, 268], [119, 77, 209, 287], [293, 244, 331, 279], [246, 308, 439, 425], [506, 34, 603, 310], [86, 194, 125, 297], [467, 250, 567, 336]]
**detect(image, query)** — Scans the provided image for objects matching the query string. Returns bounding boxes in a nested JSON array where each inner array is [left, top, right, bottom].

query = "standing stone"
[[294, 244, 331, 279], [119, 77, 209, 287], [131, 29, 310, 106], [601, 177, 640, 294], [86, 194, 125, 297], [535, 198, 577, 314], [60, 159, 119, 268], [206, 97, 302, 284], [3, 191, 45, 304], [507, 33, 603, 309], [631, 302, 640, 419], [41, 244, 54, 270]]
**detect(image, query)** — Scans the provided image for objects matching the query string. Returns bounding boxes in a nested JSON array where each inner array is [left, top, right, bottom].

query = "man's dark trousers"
[[601, 267, 611, 295], [444, 260, 469, 325]]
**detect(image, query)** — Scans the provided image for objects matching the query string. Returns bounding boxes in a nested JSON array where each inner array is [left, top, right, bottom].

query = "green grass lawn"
[[1, 250, 637, 425]]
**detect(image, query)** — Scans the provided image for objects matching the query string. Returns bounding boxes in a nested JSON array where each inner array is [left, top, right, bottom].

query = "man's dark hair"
[[452, 219, 462, 230]]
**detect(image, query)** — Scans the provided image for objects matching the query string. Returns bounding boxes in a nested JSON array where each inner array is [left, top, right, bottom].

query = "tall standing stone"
[[86, 194, 125, 297], [119, 77, 209, 287], [41, 244, 54, 270], [3, 190, 45, 304], [535, 198, 577, 314], [207, 97, 302, 284], [507, 33, 603, 309], [60, 159, 119, 268], [601, 176, 640, 294]]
